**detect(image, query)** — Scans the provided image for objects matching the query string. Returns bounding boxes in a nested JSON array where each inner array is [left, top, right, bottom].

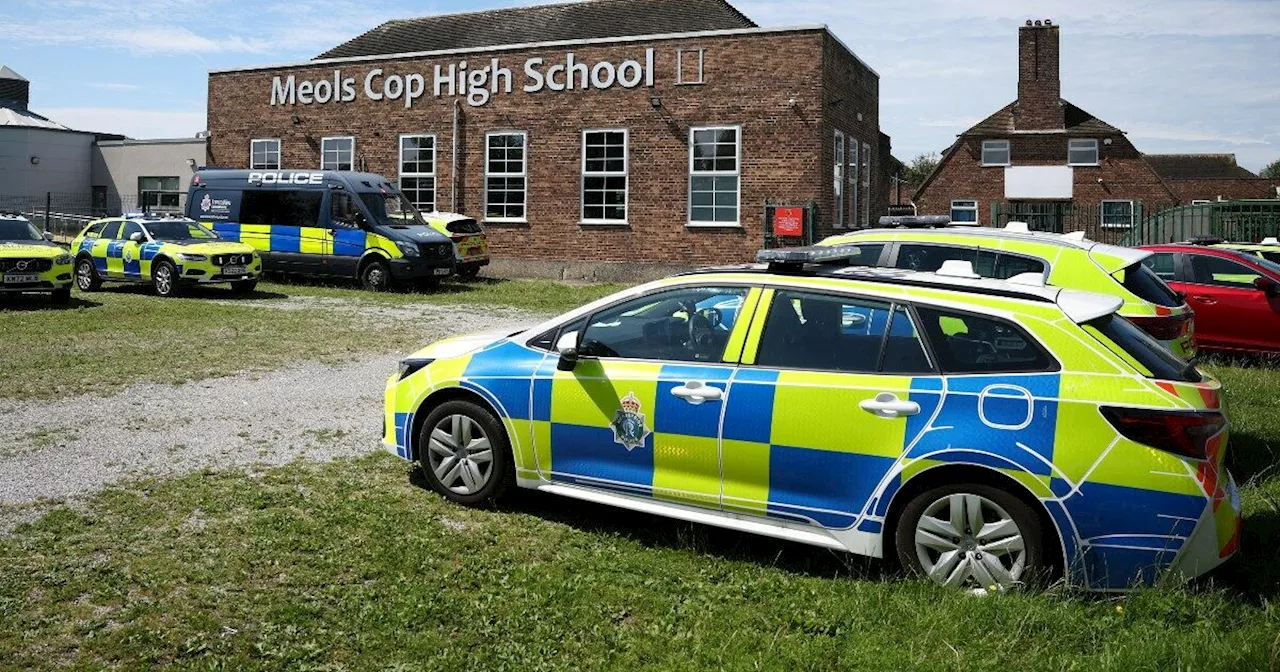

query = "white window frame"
[[320, 136, 354, 171], [687, 125, 742, 227], [861, 141, 872, 227], [1100, 199, 1135, 229], [398, 133, 437, 213], [676, 48, 705, 85], [1191, 199, 1212, 206], [950, 199, 979, 225], [581, 129, 629, 225], [833, 131, 845, 229], [1068, 138, 1099, 166], [982, 139, 1010, 167], [484, 130, 528, 223], [249, 138, 281, 170], [850, 141, 859, 229]]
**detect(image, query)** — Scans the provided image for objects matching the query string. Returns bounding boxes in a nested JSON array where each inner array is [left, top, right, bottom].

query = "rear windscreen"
[[1261, 251, 1280, 266], [1116, 263, 1183, 307], [1087, 313, 1201, 382], [446, 219, 483, 235]]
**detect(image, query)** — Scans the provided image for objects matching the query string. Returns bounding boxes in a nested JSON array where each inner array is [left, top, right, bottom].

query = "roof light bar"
[[755, 244, 863, 270], [876, 215, 951, 228]]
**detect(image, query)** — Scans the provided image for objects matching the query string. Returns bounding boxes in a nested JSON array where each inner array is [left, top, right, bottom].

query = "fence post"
[[43, 192, 51, 233]]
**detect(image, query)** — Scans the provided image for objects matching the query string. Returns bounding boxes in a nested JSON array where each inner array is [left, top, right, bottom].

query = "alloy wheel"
[[914, 493, 1027, 590], [426, 414, 494, 495]]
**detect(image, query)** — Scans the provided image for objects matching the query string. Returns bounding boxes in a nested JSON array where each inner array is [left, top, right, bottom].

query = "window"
[[689, 126, 740, 225], [1191, 200, 1212, 206], [1088, 314, 1199, 383], [845, 242, 885, 267], [861, 142, 872, 227], [849, 141, 859, 228], [399, 135, 436, 212], [1068, 138, 1099, 166], [138, 176, 180, 211], [320, 136, 354, 171], [1189, 254, 1262, 289], [915, 307, 1057, 374], [99, 221, 122, 239], [1101, 200, 1135, 229], [982, 140, 1010, 167], [330, 193, 367, 229], [676, 48, 705, 85], [834, 132, 845, 229], [578, 286, 750, 363], [950, 199, 979, 225], [582, 130, 628, 223], [250, 139, 281, 170], [82, 221, 107, 238], [239, 190, 323, 227], [118, 221, 143, 241], [1121, 262, 1182, 305], [895, 244, 1046, 280], [1141, 253, 1176, 281], [485, 131, 527, 221], [755, 291, 931, 374]]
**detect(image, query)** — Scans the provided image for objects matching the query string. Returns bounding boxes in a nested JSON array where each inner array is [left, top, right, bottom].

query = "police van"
[[187, 170, 455, 290]]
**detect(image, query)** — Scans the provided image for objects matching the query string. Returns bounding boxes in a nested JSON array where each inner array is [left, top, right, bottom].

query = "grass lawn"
[[0, 278, 623, 401], [0, 367, 1278, 669]]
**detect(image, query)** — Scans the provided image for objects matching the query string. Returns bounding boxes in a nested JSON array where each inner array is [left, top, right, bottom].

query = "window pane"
[[915, 307, 1057, 374], [882, 307, 933, 374], [1189, 255, 1262, 288], [1119, 262, 1183, 306], [1141, 253, 1177, 281], [239, 190, 323, 227], [756, 291, 894, 373], [400, 176, 436, 211], [1088, 314, 1200, 383], [994, 253, 1046, 280], [982, 141, 1009, 165], [895, 244, 977, 273], [579, 286, 750, 363]]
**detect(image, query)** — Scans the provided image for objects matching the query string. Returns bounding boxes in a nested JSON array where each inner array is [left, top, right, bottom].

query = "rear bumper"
[[1165, 472, 1242, 584], [390, 258, 454, 280]]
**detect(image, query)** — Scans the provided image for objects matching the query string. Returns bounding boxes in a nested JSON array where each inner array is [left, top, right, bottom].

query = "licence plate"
[[433, 267, 451, 276], [222, 265, 247, 275], [2, 273, 39, 284]]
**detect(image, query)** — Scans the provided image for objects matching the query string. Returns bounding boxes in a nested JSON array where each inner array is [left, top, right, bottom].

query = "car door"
[[1182, 253, 1280, 351], [327, 192, 368, 278], [534, 284, 760, 509], [86, 220, 121, 277], [115, 221, 145, 280], [722, 288, 941, 530]]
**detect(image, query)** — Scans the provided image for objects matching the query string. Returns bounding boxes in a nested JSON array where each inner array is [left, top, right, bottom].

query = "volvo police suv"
[[383, 245, 1239, 592], [71, 213, 262, 298], [0, 213, 73, 304], [819, 219, 1198, 359]]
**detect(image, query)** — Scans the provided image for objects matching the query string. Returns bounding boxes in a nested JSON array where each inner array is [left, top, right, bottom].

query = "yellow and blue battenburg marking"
[[209, 223, 403, 259]]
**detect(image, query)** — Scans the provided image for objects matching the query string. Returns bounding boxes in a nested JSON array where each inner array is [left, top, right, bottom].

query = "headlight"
[[177, 253, 208, 262], [398, 358, 435, 380], [54, 254, 72, 265], [396, 241, 421, 258]]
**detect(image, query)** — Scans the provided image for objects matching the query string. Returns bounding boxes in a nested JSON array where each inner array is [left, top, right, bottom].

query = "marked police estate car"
[[187, 170, 455, 291], [383, 245, 1239, 592], [71, 213, 262, 297], [0, 213, 73, 303]]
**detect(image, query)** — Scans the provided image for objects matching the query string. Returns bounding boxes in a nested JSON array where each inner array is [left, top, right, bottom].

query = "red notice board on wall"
[[774, 207, 804, 237]]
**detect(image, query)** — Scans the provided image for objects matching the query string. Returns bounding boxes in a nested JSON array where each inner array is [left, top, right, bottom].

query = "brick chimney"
[[1015, 20, 1062, 131]]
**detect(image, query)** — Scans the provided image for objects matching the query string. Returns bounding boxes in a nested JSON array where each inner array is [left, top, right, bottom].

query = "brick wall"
[[818, 33, 882, 236], [1166, 178, 1280, 203], [1014, 24, 1062, 131], [207, 29, 880, 268]]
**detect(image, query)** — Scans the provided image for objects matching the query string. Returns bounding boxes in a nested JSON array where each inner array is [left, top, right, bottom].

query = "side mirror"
[[1255, 276, 1278, 297], [42, 231, 54, 242], [129, 231, 145, 242], [557, 347, 579, 372]]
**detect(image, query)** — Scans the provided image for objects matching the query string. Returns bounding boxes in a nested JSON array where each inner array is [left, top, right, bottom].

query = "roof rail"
[[1186, 235, 1225, 246], [876, 215, 951, 228]]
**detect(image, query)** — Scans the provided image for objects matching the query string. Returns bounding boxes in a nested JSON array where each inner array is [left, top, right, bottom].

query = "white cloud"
[[39, 107, 206, 139], [1123, 123, 1270, 146]]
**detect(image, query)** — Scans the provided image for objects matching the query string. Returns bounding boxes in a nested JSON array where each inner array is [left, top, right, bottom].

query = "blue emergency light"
[[877, 215, 951, 228], [755, 244, 862, 272]]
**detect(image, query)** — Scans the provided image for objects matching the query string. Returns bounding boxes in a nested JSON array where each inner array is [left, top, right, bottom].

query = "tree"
[[902, 152, 940, 185], [1261, 158, 1280, 179]]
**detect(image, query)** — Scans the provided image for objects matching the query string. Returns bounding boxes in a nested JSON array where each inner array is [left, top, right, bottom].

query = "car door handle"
[[859, 393, 921, 419], [1192, 295, 1218, 305], [671, 381, 723, 405]]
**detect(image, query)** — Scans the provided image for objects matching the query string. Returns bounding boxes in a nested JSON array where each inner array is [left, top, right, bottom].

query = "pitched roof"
[[0, 107, 70, 130], [0, 66, 26, 82], [316, 0, 757, 60], [963, 100, 1121, 136], [1143, 154, 1258, 180]]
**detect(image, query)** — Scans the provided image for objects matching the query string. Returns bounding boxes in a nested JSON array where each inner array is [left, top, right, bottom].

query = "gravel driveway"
[[0, 305, 546, 533]]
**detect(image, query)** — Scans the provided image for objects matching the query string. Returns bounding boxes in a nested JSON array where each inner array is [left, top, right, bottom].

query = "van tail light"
[[1100, 407, 1225, 460], [1127, 313, 1190, 342]]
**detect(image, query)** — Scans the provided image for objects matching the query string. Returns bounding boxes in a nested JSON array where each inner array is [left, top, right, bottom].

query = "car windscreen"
[[360, 192, 427, 227], [1087, 313, 1201, 382], [0, 220, 42, 241], [1116, 262, 1183, 307], [145, 220, 219, 240]]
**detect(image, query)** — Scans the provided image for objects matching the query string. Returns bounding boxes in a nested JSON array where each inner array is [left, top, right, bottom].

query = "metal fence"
[[1115, 200, 1280, 246], [990, 201, 1172, 245], [0, 191, 187, 241]]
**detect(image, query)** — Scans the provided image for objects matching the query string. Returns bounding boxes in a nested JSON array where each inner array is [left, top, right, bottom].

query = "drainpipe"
[[451, 99, 460, 213]]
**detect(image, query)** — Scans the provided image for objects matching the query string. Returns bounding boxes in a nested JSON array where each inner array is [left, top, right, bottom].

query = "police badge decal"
[[610, 392, 651, 451]]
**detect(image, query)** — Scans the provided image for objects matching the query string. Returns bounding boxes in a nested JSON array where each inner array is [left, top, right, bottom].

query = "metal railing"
[[0, 191, 188, 241]]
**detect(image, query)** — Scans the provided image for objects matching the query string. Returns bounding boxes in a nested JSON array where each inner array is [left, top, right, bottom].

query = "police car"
[[819, 219, 1198, 359], [423, 213, 490, 279], [71, 213, 262, 297], [1213, 237, 1280, 265], [383, 245, 1239, 592], [0, 212, 73, 303]]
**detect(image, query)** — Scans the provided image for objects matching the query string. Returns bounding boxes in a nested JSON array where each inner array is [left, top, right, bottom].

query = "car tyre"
[[230, 279, 258, 295], [458, 264, 480, 280], [416, 277, 442, 292], [417, 399, 514, 508], [75, 257, 102, 292], [51, 286, 72, 304], [361, 259, 392, 292], [895, 482, 1048, 591], [152, 259, 182, 298]]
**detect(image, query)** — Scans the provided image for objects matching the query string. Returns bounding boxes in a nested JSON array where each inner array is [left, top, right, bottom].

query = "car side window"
[[119, 222, 143, 241], [1189, 255, 1261, 289], [846, 243, 886, 267], [915, 307, 1057, 374], [578, 286, 749, 363], [897, 244, 976, 273], [754, 291, 931, 374], [882, 306, 934, 374], [99, 221, 122, 240], [993, 253, 1046, 280], [83, 221, 107, 238], [1141, 253, 1177, 281]]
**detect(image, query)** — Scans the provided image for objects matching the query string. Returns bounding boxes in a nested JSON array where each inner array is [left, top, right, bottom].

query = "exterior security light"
[[29, 156, 39, 165], [186, 158, 197, 168]]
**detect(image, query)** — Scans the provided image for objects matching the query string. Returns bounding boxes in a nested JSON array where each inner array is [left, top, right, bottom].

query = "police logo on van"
[[200, 194, 212, 213], [248, 172, 325, 185]]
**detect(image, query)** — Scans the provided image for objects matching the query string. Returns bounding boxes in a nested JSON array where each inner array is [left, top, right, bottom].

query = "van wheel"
[[152, 260, 182, 298], [895, 482, 1046, 592], [360, 259, 392, 292], [75, 258, 101, 292], [230, 280, 258, 295]]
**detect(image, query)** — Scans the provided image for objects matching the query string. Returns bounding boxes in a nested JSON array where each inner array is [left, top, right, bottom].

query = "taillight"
[[1127, 314, 1189, 341], [1100, 407, 1225, 460]]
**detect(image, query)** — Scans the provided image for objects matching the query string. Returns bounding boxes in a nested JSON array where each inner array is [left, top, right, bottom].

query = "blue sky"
[[2, 0, 1277, 171]]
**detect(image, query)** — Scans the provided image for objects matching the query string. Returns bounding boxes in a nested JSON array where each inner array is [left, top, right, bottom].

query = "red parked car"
[[1139, 244, 1280, 354]]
